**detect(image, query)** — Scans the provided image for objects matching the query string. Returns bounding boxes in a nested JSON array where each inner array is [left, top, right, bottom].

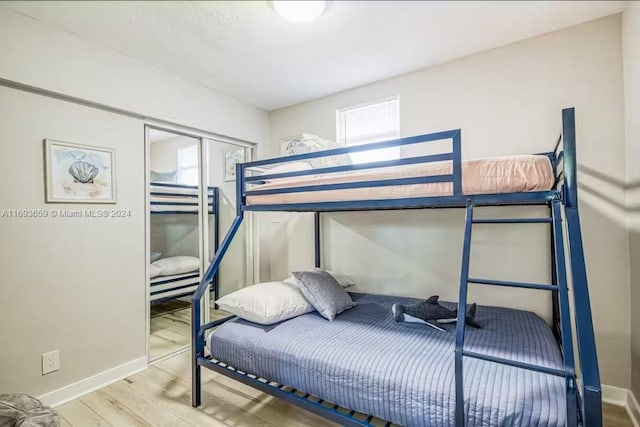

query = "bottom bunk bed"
[[205, 293, 565, 427]]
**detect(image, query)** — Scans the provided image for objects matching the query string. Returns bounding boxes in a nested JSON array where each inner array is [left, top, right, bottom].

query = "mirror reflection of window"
[[178, 145, 199, 185]]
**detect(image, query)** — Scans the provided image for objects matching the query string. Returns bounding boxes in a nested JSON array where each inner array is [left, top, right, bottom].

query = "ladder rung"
[[472, 218, 552, 224], [462, 350, 566, 377], [468, 278, 557, 291]]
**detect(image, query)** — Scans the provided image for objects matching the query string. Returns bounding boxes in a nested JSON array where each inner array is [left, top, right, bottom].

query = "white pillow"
[[152, 256, 200, 276], [216, 281, 314, 325], [149, 264, 163, 279], [285, 269, 355, 288]]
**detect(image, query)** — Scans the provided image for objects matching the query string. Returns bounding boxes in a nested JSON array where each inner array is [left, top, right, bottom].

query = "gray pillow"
[[291, 270, 355, 321]]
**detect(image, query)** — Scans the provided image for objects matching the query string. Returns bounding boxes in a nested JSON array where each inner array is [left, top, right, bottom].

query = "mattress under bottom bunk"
[[208, 293, 565, 427]]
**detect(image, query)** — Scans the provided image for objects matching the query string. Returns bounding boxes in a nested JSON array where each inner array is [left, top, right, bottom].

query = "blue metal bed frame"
[[149, 183, 220, 304], [190, 108, 601, 426]]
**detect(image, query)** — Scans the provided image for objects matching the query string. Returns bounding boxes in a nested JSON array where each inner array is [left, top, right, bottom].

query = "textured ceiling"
[[2, 1, 624, 110]]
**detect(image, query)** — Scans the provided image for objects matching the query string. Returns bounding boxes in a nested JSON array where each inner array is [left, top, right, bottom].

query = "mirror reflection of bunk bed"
[[149, 182, 219, 304]]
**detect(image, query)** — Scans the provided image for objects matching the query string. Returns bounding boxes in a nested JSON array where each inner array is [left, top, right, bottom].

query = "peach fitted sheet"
[[246, 154, 554, 205]]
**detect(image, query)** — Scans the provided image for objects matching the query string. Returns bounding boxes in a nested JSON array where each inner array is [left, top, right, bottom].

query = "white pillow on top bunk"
[[216, 281, 313, 325], [152, 256, 200, 276]]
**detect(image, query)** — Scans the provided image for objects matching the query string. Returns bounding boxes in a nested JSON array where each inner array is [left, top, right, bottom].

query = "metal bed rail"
[[241, 129, 463, 211], [238, 128, 567, 211]]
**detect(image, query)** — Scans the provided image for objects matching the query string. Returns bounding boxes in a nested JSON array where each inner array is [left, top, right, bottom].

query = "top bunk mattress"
[[246, 154, 554, 205], [208, 292, 565, 427]]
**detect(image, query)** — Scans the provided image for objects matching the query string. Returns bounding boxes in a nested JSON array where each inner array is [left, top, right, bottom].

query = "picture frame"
[[44, 139, 117, 203], [224, 148, 245, 182]]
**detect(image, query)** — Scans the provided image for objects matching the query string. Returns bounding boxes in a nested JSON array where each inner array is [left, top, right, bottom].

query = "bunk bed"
[[190, 108, 601, 426], [149, 183, 219, 304]]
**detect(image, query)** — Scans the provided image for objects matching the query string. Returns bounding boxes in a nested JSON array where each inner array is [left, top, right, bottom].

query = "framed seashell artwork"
[[44, 139, 116, 203]]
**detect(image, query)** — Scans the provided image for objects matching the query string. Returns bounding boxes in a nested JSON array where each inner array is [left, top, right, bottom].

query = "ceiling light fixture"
[[273, 1, 327, 23]]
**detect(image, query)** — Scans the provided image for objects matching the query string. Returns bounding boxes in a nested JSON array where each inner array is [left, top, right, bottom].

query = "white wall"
[[0, 7, 268, 400], [623, 1, 640, 400], [0, 8, 268, 145], [0, 86, 146, 396], [267, 15, 630, 388]]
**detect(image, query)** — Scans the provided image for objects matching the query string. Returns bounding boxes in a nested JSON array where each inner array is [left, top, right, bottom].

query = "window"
[[177, 145, 199, 185], [337, 96, 400, 164]]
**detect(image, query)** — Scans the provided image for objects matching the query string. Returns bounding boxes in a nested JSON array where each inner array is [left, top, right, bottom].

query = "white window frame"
[[336, 96, 400, 164]]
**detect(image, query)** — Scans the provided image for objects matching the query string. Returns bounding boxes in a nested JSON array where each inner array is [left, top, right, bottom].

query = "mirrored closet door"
[[146, 127, 253, 362], [147, 128, 204, 361]]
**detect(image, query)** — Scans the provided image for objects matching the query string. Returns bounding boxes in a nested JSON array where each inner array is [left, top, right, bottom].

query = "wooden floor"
[[149, 301, 229, 361], [56, 351, 336, 427], [149, 301, 191, 361], [56, 350, 634, 427], [604, 402, 634, 427]]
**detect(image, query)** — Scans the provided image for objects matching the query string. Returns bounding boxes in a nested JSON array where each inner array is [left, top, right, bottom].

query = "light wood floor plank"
[[57, 413, 73, 427], [150, 306, 230, 362], [80, 390, 152, 427], [604, 402, 634, 427], [103, 381, 185, 427], [56, 399, 112, 427], [151, 325, 191, 347], [151, 354, 336, 427], [149, 307, 191, 360], [149, 335, 185, 361], [122, 372, 228, 427], [141, 366, 277, 427]]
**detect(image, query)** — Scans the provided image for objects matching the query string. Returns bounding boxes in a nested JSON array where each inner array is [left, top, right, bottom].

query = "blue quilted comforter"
[[208, 293, 565, 426]]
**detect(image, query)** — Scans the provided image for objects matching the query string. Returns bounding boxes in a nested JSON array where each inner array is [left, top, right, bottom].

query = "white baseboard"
[[627, 389, 640, 427], [600, 384, 640, 427], [603, 384, 629, 406], [38, 356, 147, 408]]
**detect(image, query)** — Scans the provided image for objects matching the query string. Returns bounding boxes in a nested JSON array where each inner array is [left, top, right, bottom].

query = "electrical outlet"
[[42, 350, 59, 375]]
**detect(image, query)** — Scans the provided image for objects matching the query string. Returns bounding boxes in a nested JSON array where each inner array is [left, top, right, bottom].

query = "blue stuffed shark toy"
[[392, 295, 482, 332]]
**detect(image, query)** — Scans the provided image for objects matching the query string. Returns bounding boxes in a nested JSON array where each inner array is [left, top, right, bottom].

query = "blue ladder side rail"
[[455, 200, 580, 426], [562, 108, 602, 426], [192, 164, 247, 407]]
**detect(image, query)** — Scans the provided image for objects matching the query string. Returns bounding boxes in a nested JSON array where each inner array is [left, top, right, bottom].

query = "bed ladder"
[[454, 199, 579, 427]]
